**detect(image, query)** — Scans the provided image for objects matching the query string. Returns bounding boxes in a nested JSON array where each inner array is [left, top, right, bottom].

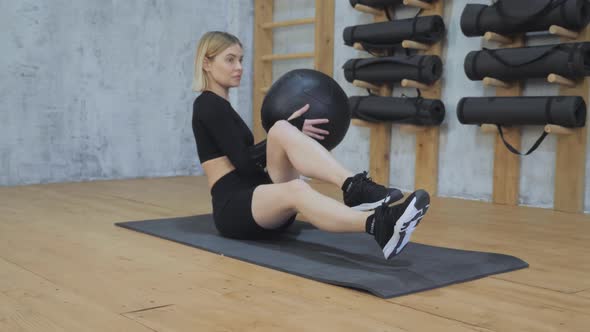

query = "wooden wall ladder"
[[253, 0, 335, 142]]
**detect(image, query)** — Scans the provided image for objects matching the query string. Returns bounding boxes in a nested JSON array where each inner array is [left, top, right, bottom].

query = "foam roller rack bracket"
[[351, 0, 444, 194]]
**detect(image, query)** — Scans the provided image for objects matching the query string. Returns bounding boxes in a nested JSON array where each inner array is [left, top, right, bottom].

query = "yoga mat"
[[350, 95, 445, 125], [343, 55, 442, 85], [464, 42, 590, 81], [343, 16, 445, 51], [457, 96, 586, 127], [116, 215, 529, 299], [460, 0, 590, 37]]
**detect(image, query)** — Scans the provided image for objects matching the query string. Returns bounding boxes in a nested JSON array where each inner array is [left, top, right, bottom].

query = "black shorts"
[[210, 169, 296, 239]]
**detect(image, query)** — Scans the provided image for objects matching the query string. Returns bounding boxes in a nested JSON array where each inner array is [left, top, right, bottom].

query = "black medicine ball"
[[261, 69, 351, 151]]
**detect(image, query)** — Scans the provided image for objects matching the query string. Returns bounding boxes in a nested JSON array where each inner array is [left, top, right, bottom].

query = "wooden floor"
[[1, 176, 589, 331]]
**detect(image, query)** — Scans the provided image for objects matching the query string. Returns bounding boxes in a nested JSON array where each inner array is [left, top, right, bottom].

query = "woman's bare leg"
[[266, 120, 354, 187], [251, 179, 371, 232]]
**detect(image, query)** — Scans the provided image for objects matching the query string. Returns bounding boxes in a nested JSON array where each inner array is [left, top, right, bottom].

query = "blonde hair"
[[192, 31, 242, 92]]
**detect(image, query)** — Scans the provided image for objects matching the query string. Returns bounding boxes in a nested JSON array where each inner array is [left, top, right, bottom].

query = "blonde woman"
[[191, 31, 430, 259]]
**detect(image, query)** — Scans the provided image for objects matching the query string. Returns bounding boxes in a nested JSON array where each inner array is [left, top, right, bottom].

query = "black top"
[[192, 91, 261, 176], [192, 91, 305, 177]]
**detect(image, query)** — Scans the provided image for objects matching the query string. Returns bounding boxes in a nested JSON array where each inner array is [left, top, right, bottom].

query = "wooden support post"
[[403, 0, 434, 10], [549, 25, 580, 39], [544, 125, 574, 135], [399, 124, 427, 134], [413, 0, 443, 195], [348, 7, 391, 185], [253, 0, 274, 142], [352, 79, 382, 93], [554, 26, 590, 213], [481, 124, 498, 134], [401, 79, 434, 90], [314, 0, 334, 76], [484, 31, 514, 44], [547, 73, 577, 88], [402, 40, 431, 51], [483, 77, 512, 88], [351, 118, 374, 128], [352, 4, 384, 16], [491, 35, 524, 206]]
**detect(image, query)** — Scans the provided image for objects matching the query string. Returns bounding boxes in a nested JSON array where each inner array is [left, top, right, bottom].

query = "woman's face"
[[205, 43, 243, 89]]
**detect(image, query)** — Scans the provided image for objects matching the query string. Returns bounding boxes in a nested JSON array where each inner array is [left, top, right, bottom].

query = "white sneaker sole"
[[382, 190, 430, 259], [351, 197, 390, 211], [350, 190, 404, 211]]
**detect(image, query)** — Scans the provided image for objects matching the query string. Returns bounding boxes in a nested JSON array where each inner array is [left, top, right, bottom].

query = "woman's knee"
[[287, 178, 311, 199], [268, 120, 296, 142]]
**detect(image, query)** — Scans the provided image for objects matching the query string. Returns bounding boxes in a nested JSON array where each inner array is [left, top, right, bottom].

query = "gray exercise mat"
[[115, 214, 528, 298]]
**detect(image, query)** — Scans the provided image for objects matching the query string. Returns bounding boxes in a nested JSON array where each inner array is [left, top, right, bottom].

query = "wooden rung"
[[399, 124, 427, 133], [402, 40, 431, 51], [403, 0, 433, 10], [401, 79, 432, 90], [352, 79, 381, 91], [262, 17, 315, 29], [484, 31, 513, 44], [483, 77, 512, 88], [352, 4, 384, 16], [549, 25, 579, 39], [480, 124, 498, 134], [351, 118, 374, 128], [260, 87, 269, 94], [547, 73, 576, 87], [261, 52, 314, 61], [544, 124, 575, 135]]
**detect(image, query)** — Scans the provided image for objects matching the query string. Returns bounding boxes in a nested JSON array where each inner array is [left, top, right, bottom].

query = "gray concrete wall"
[[3, 0, 590, 213], [273, 0, 590, 212], [0, 0, 254, 185]]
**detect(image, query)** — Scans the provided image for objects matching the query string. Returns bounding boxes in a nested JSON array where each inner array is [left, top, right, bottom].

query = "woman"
[[191, 31, 430, 259]]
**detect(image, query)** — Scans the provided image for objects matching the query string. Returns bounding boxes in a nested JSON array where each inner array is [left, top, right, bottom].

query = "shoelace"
[[357, 171, 385, 198]]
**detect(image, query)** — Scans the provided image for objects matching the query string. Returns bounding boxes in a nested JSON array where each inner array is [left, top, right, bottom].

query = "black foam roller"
[[350, 96, 445, 125], [343, 16, 445, 51], [460, 0, 590, 37], [457, 96, 586, 127], [343, 55, 442, 85], [349, 0, 434, 9], [464, 42, 590, 81]]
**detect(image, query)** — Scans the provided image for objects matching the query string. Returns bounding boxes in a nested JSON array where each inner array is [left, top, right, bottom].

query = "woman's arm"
[[198, 108, 263, 176]]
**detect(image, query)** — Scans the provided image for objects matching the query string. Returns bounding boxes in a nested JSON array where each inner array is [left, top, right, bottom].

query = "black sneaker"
[[369, 189, 430, 259], [343, 171, 403, 211]]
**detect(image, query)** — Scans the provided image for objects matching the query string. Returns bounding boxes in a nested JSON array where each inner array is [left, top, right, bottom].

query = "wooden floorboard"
[[1, 176, 589, 331], [577, 290, 590, 299], [0, 258, 153, 331]]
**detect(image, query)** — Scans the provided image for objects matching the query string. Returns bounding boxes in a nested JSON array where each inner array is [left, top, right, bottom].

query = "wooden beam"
[[492, 36, 524, 206], [554, 26, 590, 213], [262, 17, 315, 29], [370, 121, 393, 185], [314, 0, 334, 76], [261, 52, 314, 61], [253, 0, 273, 142], [367, 7, 391, 185], [413, 0, 443, 195], [352, 3, 384, 16]]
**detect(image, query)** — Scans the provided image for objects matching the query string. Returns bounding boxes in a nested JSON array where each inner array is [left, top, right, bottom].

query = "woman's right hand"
[[287, 104, 310, 121], [287, 104, 330, 140]]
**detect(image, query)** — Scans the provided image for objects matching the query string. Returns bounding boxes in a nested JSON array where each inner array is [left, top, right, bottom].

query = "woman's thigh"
[[251, 179, 308, 229]]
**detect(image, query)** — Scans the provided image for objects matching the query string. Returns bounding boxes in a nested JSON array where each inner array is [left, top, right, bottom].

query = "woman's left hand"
[[302, 118, 330, 140]]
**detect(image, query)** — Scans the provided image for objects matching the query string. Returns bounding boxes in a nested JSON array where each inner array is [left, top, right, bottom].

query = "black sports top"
[[192, 90, 304, 177]]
